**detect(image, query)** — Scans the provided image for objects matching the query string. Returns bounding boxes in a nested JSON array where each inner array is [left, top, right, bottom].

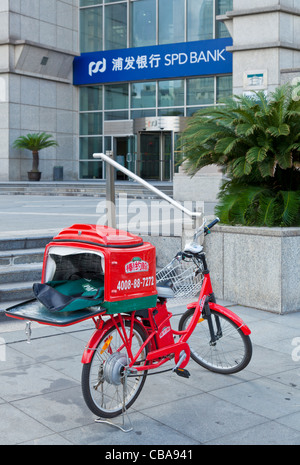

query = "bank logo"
[[89, 59, 106, 77]]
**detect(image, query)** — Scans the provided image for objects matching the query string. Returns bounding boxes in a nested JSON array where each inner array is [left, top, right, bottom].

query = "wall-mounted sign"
[[243, 70, 267, 90], [73, 38, 233, 85]]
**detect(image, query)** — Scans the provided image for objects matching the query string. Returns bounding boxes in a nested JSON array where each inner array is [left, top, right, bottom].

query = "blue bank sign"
[[73, 38, 232, 85]]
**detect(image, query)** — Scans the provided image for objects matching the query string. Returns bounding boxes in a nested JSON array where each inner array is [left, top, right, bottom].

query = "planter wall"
[[204, 225, 300, 314]]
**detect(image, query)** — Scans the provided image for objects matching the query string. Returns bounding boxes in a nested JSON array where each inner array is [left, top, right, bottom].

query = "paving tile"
[[12, 386, 94, 433], [206, 419, 300, 445], [0, 362, 79, 402], [138, 392, 265, 444], [0, 403, 52, 445], [60, 411, 200, 445], [211, 377, 300, 421]]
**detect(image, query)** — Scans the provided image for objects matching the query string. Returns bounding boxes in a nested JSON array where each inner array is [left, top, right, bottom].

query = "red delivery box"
[[40, 224, 157, 314]]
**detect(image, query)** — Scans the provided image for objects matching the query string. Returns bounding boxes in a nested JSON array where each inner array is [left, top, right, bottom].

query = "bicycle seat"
[[156, 280, 175, 299]]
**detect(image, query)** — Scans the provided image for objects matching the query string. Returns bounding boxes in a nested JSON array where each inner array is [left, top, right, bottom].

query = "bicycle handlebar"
[[184, 217, 220, 254], [204, 217, 220, 235]]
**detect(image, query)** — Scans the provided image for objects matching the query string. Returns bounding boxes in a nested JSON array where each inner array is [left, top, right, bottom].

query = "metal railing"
[[93, 152, 203, 227]]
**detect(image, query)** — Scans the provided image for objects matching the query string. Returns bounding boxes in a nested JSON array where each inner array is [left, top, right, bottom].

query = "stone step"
[[0, 281, 36, 304], [0, 235, 53, 252], [0, 248, 45, 266], [0, 263, 42, 285], [0, 182, 174, 199]]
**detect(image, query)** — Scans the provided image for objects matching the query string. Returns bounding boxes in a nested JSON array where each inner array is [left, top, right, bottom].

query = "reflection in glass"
[[80, 161, 103, 179], [79, 137, 103, 160], [80, 0, 102, 6], [80, 86, 102, 112], [217, 75, 232, 102], [80, 113, 103, 136], [131, 82, 156, 108], [216, 0, 232, 38], [187, 77, 214, 105], [80, 6, 102, 53], [158, 80, 184, 107], [105, 3, 127, 50], [187, 0, 213, 41], [104, 83, 128, 110], [158, 0, 184, 44], [131, 0, 156, 47]]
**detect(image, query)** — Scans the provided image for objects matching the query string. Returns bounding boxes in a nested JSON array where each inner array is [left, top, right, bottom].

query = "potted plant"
[[13, 132, 59, 181]]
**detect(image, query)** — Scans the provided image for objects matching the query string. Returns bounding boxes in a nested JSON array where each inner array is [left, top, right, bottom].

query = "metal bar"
[[105, 150, 116, 228], [93, 152, 202, 219]]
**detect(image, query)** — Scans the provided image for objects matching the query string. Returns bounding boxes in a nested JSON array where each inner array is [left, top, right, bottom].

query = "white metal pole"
[[93, 152, 202, 219]]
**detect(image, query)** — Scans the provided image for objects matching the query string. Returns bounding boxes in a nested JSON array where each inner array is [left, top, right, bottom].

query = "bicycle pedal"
[[174, 367, 190, 379]]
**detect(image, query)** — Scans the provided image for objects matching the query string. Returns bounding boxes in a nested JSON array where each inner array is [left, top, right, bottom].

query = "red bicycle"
[[80, 218, 252, 419]]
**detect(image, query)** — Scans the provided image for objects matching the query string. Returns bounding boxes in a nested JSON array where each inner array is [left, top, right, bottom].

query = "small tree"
[[179, 84, 300, 227], [13, 132, 58, 179]]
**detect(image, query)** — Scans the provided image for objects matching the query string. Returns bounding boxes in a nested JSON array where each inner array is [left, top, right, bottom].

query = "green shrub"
[[179, 84, 300, 226]]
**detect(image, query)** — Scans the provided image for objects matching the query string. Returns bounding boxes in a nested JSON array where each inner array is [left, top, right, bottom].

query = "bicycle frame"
[[81, 266, 251, 371]]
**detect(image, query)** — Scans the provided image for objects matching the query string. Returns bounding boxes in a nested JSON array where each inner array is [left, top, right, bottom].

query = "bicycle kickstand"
[[95, 368, 133, 433]]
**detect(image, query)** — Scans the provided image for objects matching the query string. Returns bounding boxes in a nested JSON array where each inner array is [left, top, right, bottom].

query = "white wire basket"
[[156, 253, 204, 303]]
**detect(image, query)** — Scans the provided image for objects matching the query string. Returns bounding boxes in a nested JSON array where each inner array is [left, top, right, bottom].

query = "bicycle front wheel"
[[82, 318, 148, 418], [179, 308, 252, 374]]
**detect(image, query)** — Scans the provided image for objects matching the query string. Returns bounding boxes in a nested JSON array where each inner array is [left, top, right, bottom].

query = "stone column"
[[218, 0, 300, 95]]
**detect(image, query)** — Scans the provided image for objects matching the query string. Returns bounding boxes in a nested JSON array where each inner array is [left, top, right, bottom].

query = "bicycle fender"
[[81, 316, 148, 364], [186, 302, 251, 336], [81, 324, 112, 365], [209, 302, 251, 335]]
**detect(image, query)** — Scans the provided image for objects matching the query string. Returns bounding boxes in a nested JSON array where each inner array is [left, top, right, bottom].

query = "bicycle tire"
[[179, 307, 252, 374], [82, 318, 148, 418]]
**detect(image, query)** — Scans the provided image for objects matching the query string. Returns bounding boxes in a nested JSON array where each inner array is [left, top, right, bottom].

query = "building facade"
[[0, 0, 299, 194]]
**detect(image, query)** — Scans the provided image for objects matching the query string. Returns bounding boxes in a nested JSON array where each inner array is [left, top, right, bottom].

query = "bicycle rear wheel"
[[179, 307, 252, 374], [82, 318, 148, 418]]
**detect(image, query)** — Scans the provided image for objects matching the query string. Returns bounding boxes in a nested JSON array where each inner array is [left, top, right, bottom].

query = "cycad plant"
[[13, 132, 58, 181], [179, 84, 300, 226]]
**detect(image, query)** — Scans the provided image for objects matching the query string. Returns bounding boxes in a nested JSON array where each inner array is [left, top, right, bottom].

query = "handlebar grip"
[[204, 217, 220, 234]]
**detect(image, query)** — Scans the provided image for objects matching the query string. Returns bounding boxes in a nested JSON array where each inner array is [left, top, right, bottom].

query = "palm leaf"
[[279, 191, 300, 226], [246, 146, 268, 164]]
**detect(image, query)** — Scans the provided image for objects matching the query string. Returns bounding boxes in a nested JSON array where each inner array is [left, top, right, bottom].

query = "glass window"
[[187, 0, 213, 42], [216, 0, 232, 38], [158, 80, 184, 107], [80, 86, 102, 112], [158, 108, 184, 116], [80, 7, 102, 53], [158, 0, 185, 44], [131, 109, 156, 119], [80, 161, 103, 179], [105, 3, 127, 50], [80, 0, 102, 6], [104, 83, 128, 110], [217, 75, 232, 102], [80, 113, 103, 135], [104, 110, 129, 120], [131, 82, 156, 108], [186, 106, 205, 116], [187, 77, 214, 105], [79, 137, 103, 160], [130, 0, 156, 47]]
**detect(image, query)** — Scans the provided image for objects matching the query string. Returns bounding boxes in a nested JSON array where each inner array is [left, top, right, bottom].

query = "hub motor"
[[103, 352, 128, 385]]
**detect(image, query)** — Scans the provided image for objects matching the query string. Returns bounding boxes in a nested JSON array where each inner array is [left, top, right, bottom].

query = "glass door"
[[114, 136, 136, 180], [139, 132, 172, 181], [140, 132, 160, 180]]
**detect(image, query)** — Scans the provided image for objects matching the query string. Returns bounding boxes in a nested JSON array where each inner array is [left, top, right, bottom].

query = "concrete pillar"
[[219, 0, 300, 94]]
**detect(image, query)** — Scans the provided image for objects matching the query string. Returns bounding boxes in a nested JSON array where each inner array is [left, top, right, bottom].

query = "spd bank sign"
[[73, 38, 233, 85]]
